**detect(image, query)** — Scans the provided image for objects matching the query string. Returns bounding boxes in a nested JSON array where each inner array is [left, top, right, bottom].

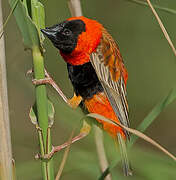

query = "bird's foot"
[[35, 132, 88, 160]]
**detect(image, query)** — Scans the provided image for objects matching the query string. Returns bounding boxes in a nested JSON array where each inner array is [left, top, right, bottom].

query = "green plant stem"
[[32, 46, 54, 180]]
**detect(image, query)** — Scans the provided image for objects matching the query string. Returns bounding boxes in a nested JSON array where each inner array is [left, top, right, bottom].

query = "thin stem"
[[12, 159, 16, 180], [146, 0, 176, 57], [68, 0, 83, 17], [94, 126, 112, 180], [0, 0, 13, 179], [88, 113, 176, 161], [0, 0, 19, 39], [32, 46, 54, 180], [55, 130, 74, 180], [126, 0, 176, 15]]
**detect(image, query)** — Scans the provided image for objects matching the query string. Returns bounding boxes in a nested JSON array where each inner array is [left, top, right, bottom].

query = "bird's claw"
[[27, 68, 54, 86], [32, 77, 52, 86], [26, 69, 33, 76], [35, 146, 55, 161], [35, 132, 88, 161]]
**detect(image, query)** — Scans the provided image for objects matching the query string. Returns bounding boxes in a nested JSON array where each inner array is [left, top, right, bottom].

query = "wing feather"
[[90, 28, 130, 138]]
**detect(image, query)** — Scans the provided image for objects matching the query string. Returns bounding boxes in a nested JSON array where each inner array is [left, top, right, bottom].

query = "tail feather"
[[117, 133, 132, 176]]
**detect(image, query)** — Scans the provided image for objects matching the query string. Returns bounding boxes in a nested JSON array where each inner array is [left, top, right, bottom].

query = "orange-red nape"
[[60, 16, 103, 65], [84, 92, 126, 138]]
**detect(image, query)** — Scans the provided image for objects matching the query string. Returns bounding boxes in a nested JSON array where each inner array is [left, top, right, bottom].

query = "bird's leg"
[[36, 121, 91, 160], [27, 69, 82, 108], [31, 69, 55, 86], [28, 69, 85, 159]]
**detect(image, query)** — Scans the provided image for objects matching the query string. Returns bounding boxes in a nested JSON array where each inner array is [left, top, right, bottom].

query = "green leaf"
[[29, 99, 55, 127], [8, 0, 40, 48], [99, 88, 176, 179], [130, 88, 176, 146], [29, 104, 38, 125], [47, 99, 55, 127]]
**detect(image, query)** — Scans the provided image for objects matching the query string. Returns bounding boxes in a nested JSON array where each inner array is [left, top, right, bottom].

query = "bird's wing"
[[90, 27, 130, 138]]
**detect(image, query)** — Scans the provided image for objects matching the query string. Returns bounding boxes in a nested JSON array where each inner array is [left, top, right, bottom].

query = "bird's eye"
[[62, 29, 71, 35]]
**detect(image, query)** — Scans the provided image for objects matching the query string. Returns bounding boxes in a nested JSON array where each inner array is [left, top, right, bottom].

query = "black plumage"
[[67, 62, 103, 99], [41, 20, 86, 54]]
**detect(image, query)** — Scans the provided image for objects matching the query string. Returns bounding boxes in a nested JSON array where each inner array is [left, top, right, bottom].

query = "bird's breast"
[[67, 62, 125, 137], [67, 62, 103, 99], [84, 92, 125, 137]]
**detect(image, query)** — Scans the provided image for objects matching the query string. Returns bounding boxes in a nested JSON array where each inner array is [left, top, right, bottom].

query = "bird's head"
[[41, 16, 103, 65]]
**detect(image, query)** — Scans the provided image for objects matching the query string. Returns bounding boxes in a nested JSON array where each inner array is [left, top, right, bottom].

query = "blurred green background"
[[2, 0, 176, 179]]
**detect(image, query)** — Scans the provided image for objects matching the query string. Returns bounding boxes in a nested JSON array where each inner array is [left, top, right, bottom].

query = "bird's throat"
[[60, 50, 90, 65]]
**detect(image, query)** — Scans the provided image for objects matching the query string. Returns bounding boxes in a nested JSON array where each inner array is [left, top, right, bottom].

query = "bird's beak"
[[41, 28, 57, 40]]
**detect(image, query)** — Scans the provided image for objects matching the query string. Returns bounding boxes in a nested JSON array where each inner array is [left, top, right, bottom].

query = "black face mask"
[[41, 19, 86, 54]]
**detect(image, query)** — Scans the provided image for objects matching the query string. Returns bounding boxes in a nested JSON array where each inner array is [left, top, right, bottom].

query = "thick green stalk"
[[32, 46, 54, 180]]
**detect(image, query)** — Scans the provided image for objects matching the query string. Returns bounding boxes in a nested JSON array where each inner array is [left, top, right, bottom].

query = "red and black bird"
[[41, 16, 132, 176]]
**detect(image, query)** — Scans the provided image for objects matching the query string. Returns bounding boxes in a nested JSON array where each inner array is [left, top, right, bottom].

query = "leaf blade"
[[8, 0, 40, 48]]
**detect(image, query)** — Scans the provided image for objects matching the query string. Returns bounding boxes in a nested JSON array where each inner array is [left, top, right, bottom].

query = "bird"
[[41, 16, 132, 176]]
